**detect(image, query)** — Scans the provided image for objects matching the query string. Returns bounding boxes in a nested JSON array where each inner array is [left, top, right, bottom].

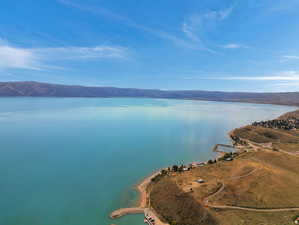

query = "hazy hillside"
[[1, 81, 299, 106]]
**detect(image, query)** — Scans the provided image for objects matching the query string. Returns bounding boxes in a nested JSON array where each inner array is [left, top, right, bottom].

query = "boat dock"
[[213, 144, 234, 153], [110, 207, 144, 219]]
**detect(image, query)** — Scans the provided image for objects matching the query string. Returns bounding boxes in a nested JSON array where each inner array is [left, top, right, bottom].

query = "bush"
[[208, 160, 214, 164], [172, 165, 178, 172]]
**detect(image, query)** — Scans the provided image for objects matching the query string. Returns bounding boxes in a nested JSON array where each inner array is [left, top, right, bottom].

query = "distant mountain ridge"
[[1, 81, 299, 106]]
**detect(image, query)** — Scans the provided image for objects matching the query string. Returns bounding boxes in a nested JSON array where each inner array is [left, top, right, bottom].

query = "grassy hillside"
[[279, 110, 299, 119], [150, 177, 218, 225], [149, 114, 299, 225]]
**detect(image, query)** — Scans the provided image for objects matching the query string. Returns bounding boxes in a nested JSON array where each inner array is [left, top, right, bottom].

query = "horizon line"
[[0, 80, 298, 94]]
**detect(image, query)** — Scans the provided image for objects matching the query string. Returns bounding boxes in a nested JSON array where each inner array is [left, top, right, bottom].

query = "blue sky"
[[1, 0, 299, 91]]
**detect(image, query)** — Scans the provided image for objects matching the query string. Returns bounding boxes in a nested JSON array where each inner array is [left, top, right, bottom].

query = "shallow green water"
[[0, 98, 295, 225]]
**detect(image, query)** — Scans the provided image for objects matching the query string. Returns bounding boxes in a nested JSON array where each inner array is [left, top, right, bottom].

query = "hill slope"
[[1, 81, 299, 106]]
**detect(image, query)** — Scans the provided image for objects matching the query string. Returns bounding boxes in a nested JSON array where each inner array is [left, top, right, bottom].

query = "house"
[[196, 179, 205, 183], [191, 162, 197, 167], [225, 157, 233, 161]]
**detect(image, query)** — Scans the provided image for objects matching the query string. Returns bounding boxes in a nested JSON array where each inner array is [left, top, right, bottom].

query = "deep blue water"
[[0, 98, 295, 225]]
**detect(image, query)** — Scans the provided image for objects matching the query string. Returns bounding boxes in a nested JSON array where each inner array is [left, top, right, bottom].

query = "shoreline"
[[109, 170, 161, 219], [109, 109, 299, 224], [134, 170, 161, 208], [110, 170, 169, 225], [109, 142, 235, 222], [110, 141, 239, 222]]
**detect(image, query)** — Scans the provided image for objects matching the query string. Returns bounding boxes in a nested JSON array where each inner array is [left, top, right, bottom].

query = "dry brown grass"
[[150, 141, 299, 224], [149, 177, 218, 225], [279, 110, 299, 120], [211, 210, 299, 225], [164, 150, 299, 224], [233, 126, 299, 144], [149, 114, 299, 225]]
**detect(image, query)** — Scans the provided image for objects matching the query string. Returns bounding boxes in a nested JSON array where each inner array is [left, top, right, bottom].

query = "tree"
[[172, 165, 178, 172], [178, 165, 184, 172], [161, 169, 167, 176]]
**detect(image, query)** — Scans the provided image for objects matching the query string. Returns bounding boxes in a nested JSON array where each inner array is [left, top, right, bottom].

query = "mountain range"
[[0, 81, 298, 106]]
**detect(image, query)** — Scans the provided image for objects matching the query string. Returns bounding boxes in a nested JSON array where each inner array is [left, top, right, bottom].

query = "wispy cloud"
[[221, 43, 248, 49], [274, 82, 299, 87], [58, 0, 236, 53], [0, 45, 41, 70], [183, 71, 299, 82], [204, 6, 234, 20], [0, 41, 128, 71], [181, 6, 235, 52], [212, 71, 299, 81], [58, 0, 203, 50], [34, 46, 128, 61], [181, 14, 212, 52], [181, 15, 202, 43], [282, 55, 299, 60]]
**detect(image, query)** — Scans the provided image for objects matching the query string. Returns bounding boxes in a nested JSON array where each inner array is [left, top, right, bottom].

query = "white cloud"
[[34, 46, 128, 60], [0, 42, 128, 71], [214, 71, 299, 81], [0, 45, 41, 70], [183, 71, 299, 82], [58, 0, 201, 50], [282, 55, 299, 60], [221, 43, 248, 49], [204, 6, 234, 20], [181, 6, 234, 52], [59, 0, 234, 53], [181, 14, 203, 45], [275, 82, 299, 87]]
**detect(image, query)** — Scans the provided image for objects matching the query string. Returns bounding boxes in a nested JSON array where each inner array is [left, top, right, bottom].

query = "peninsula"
[[111, 109, 299, 225]]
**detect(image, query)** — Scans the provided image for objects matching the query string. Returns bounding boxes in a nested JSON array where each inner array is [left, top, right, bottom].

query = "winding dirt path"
[[208, 205, 299, 212], [203, 168, 259, 206], [203, 167, 299, 213]]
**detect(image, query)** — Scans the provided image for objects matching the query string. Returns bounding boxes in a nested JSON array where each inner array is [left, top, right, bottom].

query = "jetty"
[[110, 207, 144, 218], [213, 144, 234, 153]]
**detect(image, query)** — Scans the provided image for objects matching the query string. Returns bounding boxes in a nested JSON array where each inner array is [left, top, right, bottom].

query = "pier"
[[110, 207, 144, 219], [213, 144, 234, 153]]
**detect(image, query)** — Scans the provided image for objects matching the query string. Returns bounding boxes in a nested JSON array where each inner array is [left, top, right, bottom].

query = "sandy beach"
[[135, 170, 161, 207], [110, 170, 159, 217], [110, 170, 168, 225]]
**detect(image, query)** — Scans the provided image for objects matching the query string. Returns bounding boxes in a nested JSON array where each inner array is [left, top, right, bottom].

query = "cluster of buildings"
[[252, 118, 299, 130], [168, 162, 205, 173], [167, 152, 238, 175]]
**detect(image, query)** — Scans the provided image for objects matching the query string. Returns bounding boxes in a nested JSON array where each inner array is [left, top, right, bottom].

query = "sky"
[[1, 0, 299, 92]]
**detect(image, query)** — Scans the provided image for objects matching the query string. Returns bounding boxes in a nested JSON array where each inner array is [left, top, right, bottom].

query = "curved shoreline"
[[109, 141, 231, 222], [110, 170, 160, 219], [110, 109, 299, 223], [109, 143, 236, 221]]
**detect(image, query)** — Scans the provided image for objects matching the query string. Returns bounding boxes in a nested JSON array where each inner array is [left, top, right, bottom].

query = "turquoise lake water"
[[0, 98, 296, 225]]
